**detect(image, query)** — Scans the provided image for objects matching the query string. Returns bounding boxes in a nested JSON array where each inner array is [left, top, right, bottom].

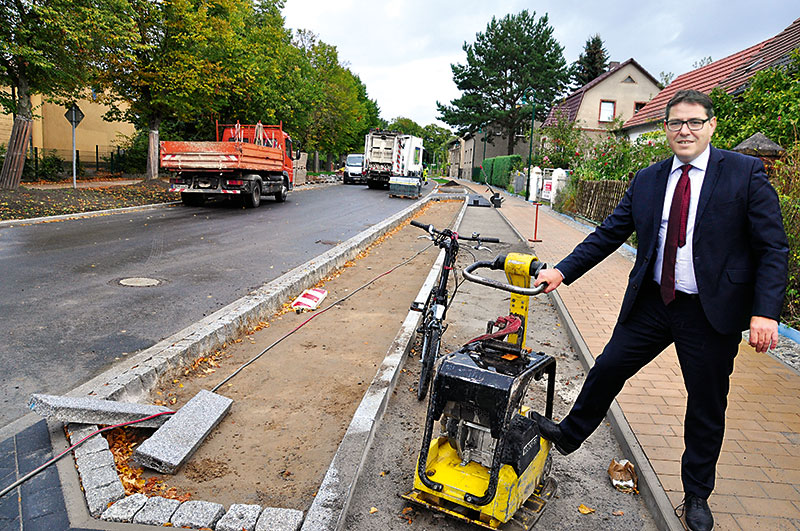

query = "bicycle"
[[409, 219, 500, 400]]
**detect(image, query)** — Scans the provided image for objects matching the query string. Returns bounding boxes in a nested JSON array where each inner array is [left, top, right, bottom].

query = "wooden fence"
[[573, 179, 629, 223]]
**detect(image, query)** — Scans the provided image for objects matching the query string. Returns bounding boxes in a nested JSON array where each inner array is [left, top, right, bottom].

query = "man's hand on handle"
[[534, 268, 563, 294], [749, 316, 779, 353]]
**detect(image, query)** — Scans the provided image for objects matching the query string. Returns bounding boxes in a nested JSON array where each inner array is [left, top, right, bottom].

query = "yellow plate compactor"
[[402, 253, 558, 529]]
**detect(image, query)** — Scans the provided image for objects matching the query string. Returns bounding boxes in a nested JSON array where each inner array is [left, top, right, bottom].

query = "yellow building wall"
[[0, 92, 134, 157]]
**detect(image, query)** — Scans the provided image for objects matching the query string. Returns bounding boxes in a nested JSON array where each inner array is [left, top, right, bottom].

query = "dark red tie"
[[660, 164, 692, 305]]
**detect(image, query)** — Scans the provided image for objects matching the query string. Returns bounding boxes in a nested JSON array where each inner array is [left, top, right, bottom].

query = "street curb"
[[301, 198, 469, 531], [478, 185, 683, 531], [0, 201, 182, 227]]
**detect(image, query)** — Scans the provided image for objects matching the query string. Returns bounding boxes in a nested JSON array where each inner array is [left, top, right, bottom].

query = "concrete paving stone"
[[67, 423, 100, 443], [216, 503, 262, 531], [133, 390, 232, 474], [89, 383, 126, 400], [0, 485, 21, 526], [106, 371, 145, 399], [75, 447, 116, 471], [85, 480, 126, 517], [29, 394, 172, 428], [72, 430, 110, 459], [19, 484, 67, 523], [132, 496, 181, 525], [256, 507, 304, 531], [79, 464, 120, 490], [130, 364, 159, 391], [15, 421, 52, 475], [101, 493, 148, 522], [170, 500, 225, 529]]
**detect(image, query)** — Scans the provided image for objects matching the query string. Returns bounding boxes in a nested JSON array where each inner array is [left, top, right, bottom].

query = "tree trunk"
[[146, 115, 161, 181], [507, 127, 516, 156], [0, 76, 33, 190]]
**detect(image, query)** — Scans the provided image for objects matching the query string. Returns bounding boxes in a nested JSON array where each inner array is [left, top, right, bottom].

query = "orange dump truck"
[[161, 122, 300, 207]]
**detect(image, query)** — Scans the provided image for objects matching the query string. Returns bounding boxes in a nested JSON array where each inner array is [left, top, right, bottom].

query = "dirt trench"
[[140, 200, 463, 509]]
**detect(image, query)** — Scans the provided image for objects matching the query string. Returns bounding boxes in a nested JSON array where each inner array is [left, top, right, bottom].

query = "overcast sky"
[[282, 1, 798, 130]]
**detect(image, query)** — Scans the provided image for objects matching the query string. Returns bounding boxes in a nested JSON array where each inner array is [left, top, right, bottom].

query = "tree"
[[0, 0, 133, 189], [658, 71, 675, 89], [421, 123, 452, 168], [692, 56, 713, 69], [95, 0, 251, 180], [437, 10, 570, 155], [387, 117, 424, 137], [572, 34, 609, 87]]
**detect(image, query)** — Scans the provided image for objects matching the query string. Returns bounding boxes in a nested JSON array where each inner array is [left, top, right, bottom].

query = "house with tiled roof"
[[542, 58, 660, 139], [623, 17, 800, 138]]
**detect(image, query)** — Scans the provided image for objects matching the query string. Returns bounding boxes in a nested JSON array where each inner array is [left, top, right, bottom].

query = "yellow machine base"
[[402, 476, 557, 530]]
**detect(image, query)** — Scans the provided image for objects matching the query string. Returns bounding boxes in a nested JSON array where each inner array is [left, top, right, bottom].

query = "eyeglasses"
[[665, 118, 711, 132]]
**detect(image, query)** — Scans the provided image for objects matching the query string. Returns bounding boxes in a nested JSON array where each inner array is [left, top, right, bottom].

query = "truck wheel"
[[274, 181, 288, 202], [181, 193, 205, 206], [367, 180, 378, 189], [245, 182, 261, 208]]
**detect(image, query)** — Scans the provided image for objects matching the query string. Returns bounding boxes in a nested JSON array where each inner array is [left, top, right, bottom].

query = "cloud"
[[283, 0, 798, 128]]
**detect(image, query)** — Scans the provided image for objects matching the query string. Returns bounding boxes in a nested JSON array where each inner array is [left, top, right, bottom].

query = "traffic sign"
[[64, 104, 84, 127]]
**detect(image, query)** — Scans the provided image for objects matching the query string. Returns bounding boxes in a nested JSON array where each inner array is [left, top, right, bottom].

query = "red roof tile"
[[624, 17, 800, 130], [623, 42, 765, 128], [723, 17, 800, 93]]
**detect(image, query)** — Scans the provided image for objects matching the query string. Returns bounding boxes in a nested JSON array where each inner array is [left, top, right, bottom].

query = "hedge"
[[475, 155, 522, 188]]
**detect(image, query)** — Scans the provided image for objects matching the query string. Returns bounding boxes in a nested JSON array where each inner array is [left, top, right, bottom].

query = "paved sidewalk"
[[459, 181, 800, 530]]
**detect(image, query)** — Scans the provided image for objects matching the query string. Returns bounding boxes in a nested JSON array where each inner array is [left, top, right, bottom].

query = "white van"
[[344, 153, 365, 184]]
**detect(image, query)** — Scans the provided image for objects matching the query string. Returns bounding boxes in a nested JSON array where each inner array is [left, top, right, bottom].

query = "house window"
[[634, 102, 647, 114], [599, 100, 615, 122], [622, 75, 636, 84]]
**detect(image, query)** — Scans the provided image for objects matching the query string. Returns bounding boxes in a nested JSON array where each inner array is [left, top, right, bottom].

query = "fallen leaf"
[[369, 507, 379, 514], [612, 510, 624, 516], [578, 504, 595, 515]]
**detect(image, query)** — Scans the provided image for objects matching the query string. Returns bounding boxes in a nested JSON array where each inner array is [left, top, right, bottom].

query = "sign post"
[[64, 104, 84, 189]]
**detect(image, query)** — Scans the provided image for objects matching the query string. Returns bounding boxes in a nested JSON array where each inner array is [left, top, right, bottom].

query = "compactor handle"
[[463, 255, 548, 295]]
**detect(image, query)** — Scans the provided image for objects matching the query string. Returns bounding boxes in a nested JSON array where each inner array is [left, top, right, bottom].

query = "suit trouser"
[[560, 281, 741, 498]]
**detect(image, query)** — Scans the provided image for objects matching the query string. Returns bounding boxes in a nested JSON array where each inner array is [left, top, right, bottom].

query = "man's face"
[[664, 102, 717, 163]]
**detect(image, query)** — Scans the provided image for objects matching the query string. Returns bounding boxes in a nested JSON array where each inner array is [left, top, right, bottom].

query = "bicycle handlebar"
[[462, 255, 548, 295], [410, 220, 500, 243]]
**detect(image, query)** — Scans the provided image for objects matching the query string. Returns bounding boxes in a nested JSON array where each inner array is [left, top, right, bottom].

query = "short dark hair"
[[665, 90, 715, 121]]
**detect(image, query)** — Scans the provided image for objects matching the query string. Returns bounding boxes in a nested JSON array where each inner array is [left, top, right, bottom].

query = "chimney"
[[608, 61, 620, 70]]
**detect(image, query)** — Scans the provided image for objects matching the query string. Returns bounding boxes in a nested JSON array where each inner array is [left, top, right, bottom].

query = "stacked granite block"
[[67, 423, 125, 516], [100, 497, 304, 531]]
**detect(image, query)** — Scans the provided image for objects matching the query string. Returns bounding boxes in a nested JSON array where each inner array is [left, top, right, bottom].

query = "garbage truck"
[[363, 130, 424, 189]]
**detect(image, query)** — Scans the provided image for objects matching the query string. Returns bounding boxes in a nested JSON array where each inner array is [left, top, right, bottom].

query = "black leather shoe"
[[531, 412, 580, 455], [680, 494, 714, 531]]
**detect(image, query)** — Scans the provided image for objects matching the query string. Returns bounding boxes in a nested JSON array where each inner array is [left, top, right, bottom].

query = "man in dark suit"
[[532, 90, 788, 531]]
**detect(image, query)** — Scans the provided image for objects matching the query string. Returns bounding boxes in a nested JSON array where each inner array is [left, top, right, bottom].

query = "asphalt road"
[[0, 183, 417, 427]]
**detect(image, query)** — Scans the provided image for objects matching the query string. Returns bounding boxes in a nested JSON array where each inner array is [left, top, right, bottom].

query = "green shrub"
[[480, 154, 522, 188], [772, 144, 800, 329]]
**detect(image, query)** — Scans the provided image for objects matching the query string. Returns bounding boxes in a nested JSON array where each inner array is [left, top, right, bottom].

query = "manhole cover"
[[119, 277, 161, 287]]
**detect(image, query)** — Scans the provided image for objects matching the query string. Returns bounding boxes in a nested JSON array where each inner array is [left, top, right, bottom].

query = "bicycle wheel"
[[417, 324, 441, 401]]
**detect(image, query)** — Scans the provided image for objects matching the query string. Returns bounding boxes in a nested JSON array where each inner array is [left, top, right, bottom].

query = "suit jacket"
[[556, 146, 789, 335]]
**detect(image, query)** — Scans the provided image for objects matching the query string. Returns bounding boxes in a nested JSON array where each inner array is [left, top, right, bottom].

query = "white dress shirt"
[[652, 145, 711, 294]]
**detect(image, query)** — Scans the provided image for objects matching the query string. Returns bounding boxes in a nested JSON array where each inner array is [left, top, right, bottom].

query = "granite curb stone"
[[170, 500, 225, 529], [256, 507, 304, 531], [100, 492, 148, 522], [78, 464, 120, 490], [133, 390, 232, 474], [84, 480, 126, 517], [216, 503, 262, 531], [132, 496, 181, 525]]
